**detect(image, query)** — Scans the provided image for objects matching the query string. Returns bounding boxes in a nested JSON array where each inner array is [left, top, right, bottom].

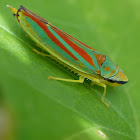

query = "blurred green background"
[[0, 0, 140, 140]]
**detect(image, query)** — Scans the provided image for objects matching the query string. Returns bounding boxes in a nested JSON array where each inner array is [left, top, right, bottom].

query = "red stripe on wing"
[[53, 27, 95, 67], [50, 25, 97, 51], [22, 10, 78, 61]]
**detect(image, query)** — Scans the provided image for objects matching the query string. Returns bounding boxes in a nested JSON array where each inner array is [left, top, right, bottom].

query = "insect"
[[8, 5, 128, 108]]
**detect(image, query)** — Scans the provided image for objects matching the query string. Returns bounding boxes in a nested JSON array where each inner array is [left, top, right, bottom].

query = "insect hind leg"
[[48, 75, 84, 83]]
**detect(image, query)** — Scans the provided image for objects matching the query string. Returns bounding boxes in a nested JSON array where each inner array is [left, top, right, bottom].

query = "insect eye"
[[13, 13, 15, 16]]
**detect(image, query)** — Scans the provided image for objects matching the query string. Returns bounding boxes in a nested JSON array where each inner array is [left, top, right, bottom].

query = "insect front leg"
[[100, 84, 109, 108], [91, 78, 109, 108], [48, 75, 84, 83]]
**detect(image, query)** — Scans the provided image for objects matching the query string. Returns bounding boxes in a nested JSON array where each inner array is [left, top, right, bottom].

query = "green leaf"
[[0, 0, 139, 140]]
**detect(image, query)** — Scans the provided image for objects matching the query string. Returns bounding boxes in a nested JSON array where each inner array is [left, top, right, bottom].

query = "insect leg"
[[48, 76, 84, 83], [90, 78, 109, 108], [90, 81, 95, 87], [32, 49, 50, 57], [100, 84, 109, 108]]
